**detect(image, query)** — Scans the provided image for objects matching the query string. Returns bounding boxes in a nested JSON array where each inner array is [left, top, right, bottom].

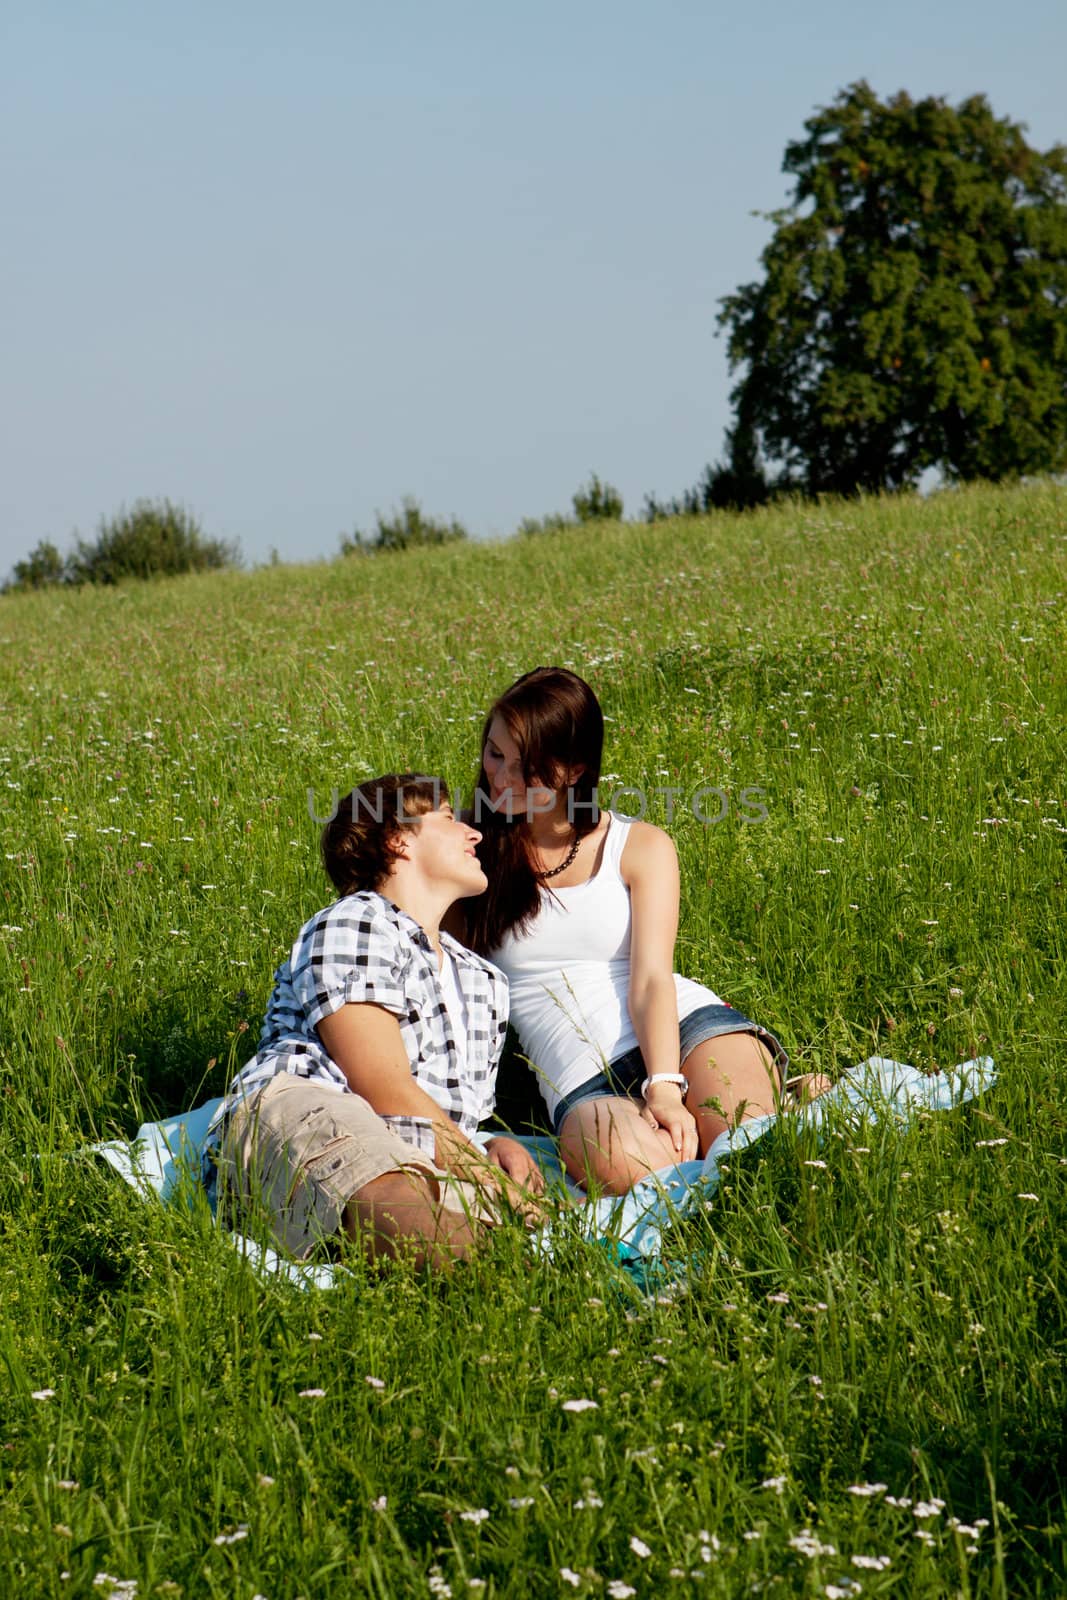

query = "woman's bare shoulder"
[[617, 816, 678, 877]]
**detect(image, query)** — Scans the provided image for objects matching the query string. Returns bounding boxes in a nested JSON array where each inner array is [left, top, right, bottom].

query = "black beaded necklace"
[[536, 830, 581, 880]]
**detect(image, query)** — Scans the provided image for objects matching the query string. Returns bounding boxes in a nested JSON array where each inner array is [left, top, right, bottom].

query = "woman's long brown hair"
[[466, 667, 603, 955]]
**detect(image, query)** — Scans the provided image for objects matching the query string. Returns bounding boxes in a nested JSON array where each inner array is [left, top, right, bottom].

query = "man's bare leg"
[[342, 1169, 481, 1271]]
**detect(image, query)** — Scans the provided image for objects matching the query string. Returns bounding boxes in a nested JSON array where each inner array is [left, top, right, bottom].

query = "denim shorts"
[[551, 1002, 789, 1136]]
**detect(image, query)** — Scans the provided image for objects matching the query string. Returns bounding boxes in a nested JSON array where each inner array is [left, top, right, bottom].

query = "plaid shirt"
[[212, 892, 508, 1158]]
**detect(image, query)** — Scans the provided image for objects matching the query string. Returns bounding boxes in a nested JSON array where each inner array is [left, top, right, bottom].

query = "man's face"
[[407, 802, 487, 897]]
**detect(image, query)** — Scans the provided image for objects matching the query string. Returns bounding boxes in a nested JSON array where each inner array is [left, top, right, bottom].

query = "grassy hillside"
[[1, 482, 1064, 1596]]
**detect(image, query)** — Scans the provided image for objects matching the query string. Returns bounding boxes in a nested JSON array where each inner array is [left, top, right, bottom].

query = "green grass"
[[0, 480, 1064, 1596]]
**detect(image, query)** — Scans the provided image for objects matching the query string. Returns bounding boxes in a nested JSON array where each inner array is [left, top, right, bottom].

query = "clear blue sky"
[[2, 0, 1064, 571]]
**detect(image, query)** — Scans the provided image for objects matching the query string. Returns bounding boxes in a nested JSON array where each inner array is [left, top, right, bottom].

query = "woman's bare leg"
[[684, 1032, 834, 1155], [558, 1095, 678, 1194], [683, 1030, 781, 1153]]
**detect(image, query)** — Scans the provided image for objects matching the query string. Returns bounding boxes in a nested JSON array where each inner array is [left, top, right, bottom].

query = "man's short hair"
[[321, 773, 448, 896]]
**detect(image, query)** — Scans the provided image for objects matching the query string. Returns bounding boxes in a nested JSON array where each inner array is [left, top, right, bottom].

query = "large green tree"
[[717, 82, 1067, 496]]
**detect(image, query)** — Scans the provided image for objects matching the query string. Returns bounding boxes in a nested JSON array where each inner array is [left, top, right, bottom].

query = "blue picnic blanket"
[[92, 1054, 996, 1290]]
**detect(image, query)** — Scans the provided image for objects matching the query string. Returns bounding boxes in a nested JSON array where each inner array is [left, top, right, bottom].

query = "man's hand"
[[467, 1136, 545, 1224], [641, 1085, 699, 1161], [484, 1136, 546, 1195]]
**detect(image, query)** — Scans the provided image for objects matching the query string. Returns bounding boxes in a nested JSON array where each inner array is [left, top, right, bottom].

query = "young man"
[[210, 773, 543, 1269]]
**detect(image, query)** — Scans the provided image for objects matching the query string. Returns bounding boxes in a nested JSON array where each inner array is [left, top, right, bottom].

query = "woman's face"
[[482, 714, 558, 820]]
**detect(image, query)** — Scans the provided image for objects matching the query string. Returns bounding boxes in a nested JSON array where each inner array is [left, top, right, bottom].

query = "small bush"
[[516, 512, 574, 539], [4, 500, 238, 592], [572, 472, 623, 522], [515, 475, 623, 539], [69, 500, 238, 585], [644, 422, 774, 521], [6, 540, 66, 592], [340, 497, 468, 555]]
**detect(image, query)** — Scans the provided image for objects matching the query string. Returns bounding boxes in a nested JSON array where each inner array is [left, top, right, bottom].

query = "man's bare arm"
[[315, 1003, 542, 1201]]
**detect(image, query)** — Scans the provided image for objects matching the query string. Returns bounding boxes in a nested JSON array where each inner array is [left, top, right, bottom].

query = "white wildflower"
[[31, 1388, 56, 1401], [212, 1525, 249, 1546], [608, 1584, 637, 1599], [297, 1387, 325, 1398], [365, 1375, 385, 1388], [561, 1398, 598, 1412], [789, 1531, 837, 1558], [629, 1535, 652, 1558], [459, 1508, 489, 1524], [846, 1483, 887, 1497], [852, 1554, 891, 1570], [560, 1570, 581, 1588], [761, 1475, 788, 1493]]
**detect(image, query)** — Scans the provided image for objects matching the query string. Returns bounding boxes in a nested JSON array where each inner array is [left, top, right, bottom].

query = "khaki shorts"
[[217, 1074, 496, 1260]]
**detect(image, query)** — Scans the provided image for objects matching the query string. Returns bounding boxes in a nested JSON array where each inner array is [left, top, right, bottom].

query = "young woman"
[[466, 668, 820, 1195]]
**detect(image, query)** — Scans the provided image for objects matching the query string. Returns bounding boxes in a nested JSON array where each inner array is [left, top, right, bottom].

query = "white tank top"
[[489, 812, 720, 1119]]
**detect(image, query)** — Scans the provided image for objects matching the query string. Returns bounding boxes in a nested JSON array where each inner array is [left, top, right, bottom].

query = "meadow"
[[0, 480, 1064, 1598]]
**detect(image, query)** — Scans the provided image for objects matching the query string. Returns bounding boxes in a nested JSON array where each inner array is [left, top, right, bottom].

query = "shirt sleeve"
[[291, 900, 409, 1032]]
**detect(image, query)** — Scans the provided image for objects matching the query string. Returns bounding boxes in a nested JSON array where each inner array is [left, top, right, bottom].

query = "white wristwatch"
[[640, 1072, 689, 1099]]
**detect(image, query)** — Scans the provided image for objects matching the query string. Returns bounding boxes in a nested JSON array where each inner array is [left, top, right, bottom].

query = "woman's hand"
[[484, 1136, 546, 1196], [640, 1084, 699, 1161]]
